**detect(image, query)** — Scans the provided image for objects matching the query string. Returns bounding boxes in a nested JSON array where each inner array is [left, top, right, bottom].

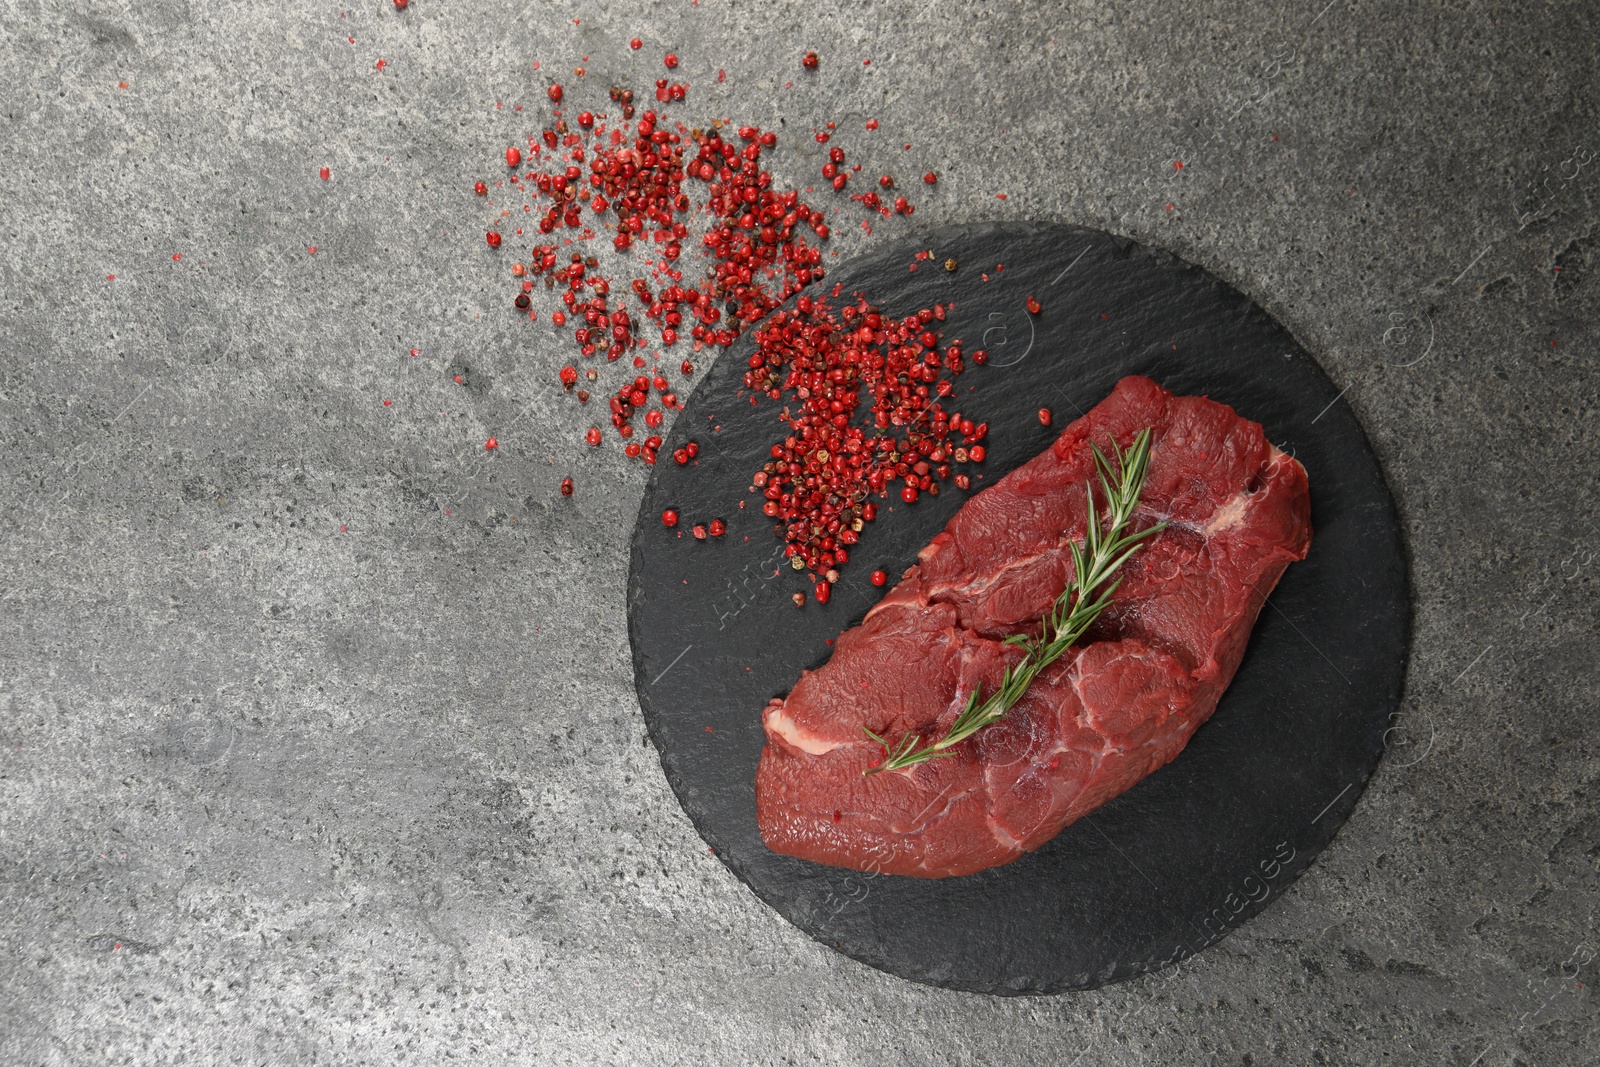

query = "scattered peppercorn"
[[485, 437, 498, 450], [485, 231, 502, 248], [1038, 407, 1052, 427], [560, 477, 574, 496], [870, 569, 887, 586], [1026, 295, 1041, 314], [471, 42, 992, 590], [662, 509, 679, 527]]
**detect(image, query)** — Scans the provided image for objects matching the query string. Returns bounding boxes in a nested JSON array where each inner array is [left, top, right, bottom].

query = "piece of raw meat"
[[755, 375, 1312, 877]]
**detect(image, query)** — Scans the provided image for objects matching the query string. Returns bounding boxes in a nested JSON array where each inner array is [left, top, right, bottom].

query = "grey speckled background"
[[2, 1, 1596, 1064]]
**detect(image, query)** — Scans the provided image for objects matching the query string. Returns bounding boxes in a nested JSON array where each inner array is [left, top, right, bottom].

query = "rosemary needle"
[[863, 428, 1165, 775]]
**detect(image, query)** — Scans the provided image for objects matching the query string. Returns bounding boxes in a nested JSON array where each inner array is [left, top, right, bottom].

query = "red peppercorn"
[[474, 181, 486, 195], [709, 518, 725, 537], [792, 592, 806, 607], [1026, 295, 1042, 314], [560, 365, 578, 388], [577, 111, 594, 128], [673, 448, 689, 465], [802, 50, 819, 71], [547, 84, 563, 103], [1038, 407, 1052, 427], [901, 485, 919, 503], [320, 166, 331, 181], [560, 477, 574, 496], [585, 427, 602, 446], [645, 410, 664, 428], [681, 360, 694, 375], [393, 0, 407, 8], [923, 171, 937, 184], [879, 174, 894, 188], [969, 445, 986, 462], [662, 509, 679, 527], [664, 53, 678, 69], [692, 523, 707, 539], [486, 231, 502, 248], [485, 437, 498, 450], [972, 348, 988, 365], [506, 146, 522, 167], [630, 38, 643, 50], [870, 569, 887, 586], [815, 581, 831, 605]]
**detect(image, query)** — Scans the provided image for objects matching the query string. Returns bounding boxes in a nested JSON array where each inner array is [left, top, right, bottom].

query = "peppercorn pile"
[[478, 49, 980, 603]]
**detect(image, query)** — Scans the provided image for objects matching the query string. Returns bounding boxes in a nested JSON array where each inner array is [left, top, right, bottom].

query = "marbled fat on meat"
[[754, 375, 1313, 877]]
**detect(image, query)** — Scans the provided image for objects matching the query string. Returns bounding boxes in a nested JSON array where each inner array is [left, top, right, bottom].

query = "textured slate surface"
[[2, 1, 1597, 1063], [630, 221, 1408, 993]]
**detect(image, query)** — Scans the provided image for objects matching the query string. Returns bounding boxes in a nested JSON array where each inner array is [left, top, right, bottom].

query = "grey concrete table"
[[2, 2, 1595, 1064]]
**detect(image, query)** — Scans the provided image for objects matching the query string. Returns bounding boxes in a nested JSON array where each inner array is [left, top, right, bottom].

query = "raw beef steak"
[[755, 375, 1312, 877]]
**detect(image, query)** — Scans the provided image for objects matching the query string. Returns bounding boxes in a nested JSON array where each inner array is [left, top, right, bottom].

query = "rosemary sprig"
[[863, 427, 1166, 775]]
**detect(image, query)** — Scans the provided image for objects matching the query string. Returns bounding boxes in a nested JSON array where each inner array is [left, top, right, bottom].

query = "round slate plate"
[[626, 221, 1409, 994]]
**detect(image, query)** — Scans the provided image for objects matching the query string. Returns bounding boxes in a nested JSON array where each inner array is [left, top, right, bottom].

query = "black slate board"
[[626, 221, 1409, 994]]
